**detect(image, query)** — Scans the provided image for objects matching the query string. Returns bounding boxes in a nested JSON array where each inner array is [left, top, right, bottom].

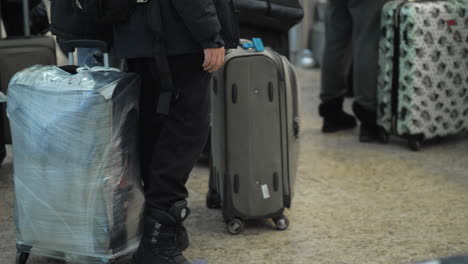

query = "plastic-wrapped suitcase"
[[207, 39, 301, 235], [377, 0, 468, 151], [0, 0, 56, 145], [7, 41, 144, 264]]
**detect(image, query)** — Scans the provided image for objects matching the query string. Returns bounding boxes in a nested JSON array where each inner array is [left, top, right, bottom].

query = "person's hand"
[[203, 47, 225, 73]]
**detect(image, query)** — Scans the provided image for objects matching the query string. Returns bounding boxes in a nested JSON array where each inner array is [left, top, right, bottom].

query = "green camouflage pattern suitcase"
[[377, 0, 468, 151]]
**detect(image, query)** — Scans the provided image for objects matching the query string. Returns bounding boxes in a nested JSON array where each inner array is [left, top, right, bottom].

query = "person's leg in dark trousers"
[[126, 58, 162, 187], [129, 53, 210, 264], [319, 0, 356, 133], [140, 53, 211, 210], [349, 0, 386, 142]]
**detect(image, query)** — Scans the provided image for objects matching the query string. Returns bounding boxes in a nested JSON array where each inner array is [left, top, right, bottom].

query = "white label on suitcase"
[[261, 184, 270, 199]]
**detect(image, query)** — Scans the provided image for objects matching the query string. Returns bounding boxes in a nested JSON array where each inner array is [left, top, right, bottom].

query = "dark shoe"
[[359, 124, 379, 142], [133, 246, 189, 264], [0, 146, 5, 166], [353, 103, 379, 143], [319, 98, 356, 133], [322, 112, 357, 133], [134, 201, 191, 264], [169, 202, 190, 252]]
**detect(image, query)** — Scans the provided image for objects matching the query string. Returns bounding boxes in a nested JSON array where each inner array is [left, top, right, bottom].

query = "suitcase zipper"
[[266, 48, 295, 208]]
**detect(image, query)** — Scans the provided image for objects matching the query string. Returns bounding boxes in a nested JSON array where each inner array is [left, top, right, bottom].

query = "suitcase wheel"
[[378, 127, 390, 144], [408, 137, 422, 151], [206, 191, 222, 209], [226, 218, 244, 235], [273, 215, 289, 231], [16, 252, 29, 264]]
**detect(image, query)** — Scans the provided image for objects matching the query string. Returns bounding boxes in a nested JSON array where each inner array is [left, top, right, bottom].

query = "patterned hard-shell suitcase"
[[377, 0, 468, 151]]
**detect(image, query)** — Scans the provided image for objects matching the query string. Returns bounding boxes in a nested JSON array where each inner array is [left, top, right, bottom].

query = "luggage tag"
[[261, 184, 271, 199], [241, 38, 265, 52]]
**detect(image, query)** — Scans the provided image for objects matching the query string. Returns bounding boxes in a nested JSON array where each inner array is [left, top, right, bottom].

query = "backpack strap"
[[146, 0, 175, 115]]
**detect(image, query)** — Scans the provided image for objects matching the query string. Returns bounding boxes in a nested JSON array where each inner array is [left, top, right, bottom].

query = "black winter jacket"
[[50, 0, 112, 41], [113, 0, 228, 58], [236, 0, 304, 33]]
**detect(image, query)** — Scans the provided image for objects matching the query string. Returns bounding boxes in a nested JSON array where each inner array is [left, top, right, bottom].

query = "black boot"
[[319, 97, 356, 133], [134, 201, 191, 264], [171, 203, 190, 252], [353, 103, 379, 143]]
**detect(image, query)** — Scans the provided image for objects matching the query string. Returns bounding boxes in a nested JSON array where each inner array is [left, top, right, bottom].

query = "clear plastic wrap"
[[7, 65, 144, 264], [0, 91, 6, 103]]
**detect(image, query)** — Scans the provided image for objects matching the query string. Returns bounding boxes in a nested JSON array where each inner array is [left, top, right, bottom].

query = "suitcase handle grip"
[[64, 40, 110, 68], [64, 40, 109, 53]]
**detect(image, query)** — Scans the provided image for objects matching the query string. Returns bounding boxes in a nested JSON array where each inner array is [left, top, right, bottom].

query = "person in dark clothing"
[[50, 0, 114, 66], [319, 0, 386, 142], [111, 1, 235, 263], [50, 0, 111, 42], [50, 1, 236, 262]]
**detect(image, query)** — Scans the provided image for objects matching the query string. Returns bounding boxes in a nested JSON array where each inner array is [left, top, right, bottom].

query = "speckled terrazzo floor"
[[1, 69, 467, 264]]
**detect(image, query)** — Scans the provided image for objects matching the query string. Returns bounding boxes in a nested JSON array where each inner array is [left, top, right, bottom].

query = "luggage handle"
[[64, 40, 110, 68], [21, 0, 31, 36], [240, 38, 265, 52]]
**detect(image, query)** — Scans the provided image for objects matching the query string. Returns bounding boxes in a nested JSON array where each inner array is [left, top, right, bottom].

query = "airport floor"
[[1, 69, 467, 264]]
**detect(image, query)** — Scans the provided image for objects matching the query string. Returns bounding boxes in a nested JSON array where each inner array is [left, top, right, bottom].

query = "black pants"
[[127, 54, 211, 212], [320, 0, 386, 112]]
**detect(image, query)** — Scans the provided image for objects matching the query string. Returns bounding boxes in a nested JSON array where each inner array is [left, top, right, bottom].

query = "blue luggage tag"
[[241, 38, 265, 52]]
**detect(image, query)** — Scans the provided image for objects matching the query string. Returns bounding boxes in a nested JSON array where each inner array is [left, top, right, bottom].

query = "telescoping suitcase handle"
[[21, 0, 31, 36], [64, 40, 111, 68]]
